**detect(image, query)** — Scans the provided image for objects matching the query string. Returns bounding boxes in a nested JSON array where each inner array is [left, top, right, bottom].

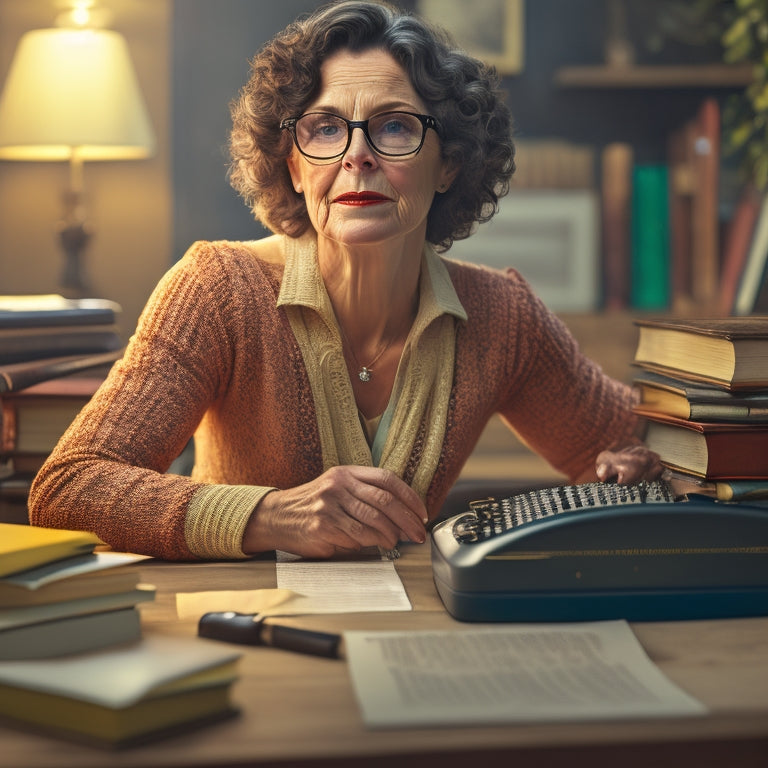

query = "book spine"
[[690, 98, 720, 311], [734, 193, 768, 315], [0, 350, 121, 394], [601, 142, 633, 310], [631, 165, 671, 310], [718, 185, 762, 315], [0, 307, 116, 329], [0, 332, 123, 366]]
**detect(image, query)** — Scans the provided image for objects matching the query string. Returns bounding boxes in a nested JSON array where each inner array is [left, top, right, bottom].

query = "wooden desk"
[[4, 543, 768, 768]]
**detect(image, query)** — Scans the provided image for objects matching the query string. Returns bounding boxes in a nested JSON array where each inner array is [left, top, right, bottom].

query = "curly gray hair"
[[228, 0, 515, 250]]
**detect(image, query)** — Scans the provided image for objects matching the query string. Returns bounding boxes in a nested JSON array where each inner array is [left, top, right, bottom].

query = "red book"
[[1, 377, 102, 456], [691, 98, 721, 310], [719, 185, 763, 315], [641, 412, 768, 479]]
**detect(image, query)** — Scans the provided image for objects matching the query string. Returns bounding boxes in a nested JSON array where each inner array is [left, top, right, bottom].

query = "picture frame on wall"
[[416, 0, 525, 75], [448, 190, 600, 313]]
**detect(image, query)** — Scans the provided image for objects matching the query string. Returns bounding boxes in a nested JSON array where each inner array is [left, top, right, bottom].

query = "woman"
[[29, 0, 660, 560]]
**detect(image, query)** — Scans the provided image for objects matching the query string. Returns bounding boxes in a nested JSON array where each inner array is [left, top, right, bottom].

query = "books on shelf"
[[734, 192, 768, 316], [601, 142, 633, 310], [630, 165, 670, 310], [0, 634, 241, 746], [719, 185, 763, 316], [0, 376, 102, 456], [0, 294, 123, 365], [633, 316, 768, 391], [666, 98, 720, 314]]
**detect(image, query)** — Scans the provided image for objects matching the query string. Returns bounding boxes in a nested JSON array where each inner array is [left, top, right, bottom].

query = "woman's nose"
[[342, 125, 378, 170]]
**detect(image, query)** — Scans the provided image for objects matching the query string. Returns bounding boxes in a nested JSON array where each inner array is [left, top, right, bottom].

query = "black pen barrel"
[[266, 623, 342, 658]]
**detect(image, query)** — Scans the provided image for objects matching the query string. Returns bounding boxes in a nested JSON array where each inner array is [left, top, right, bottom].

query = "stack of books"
[[0, 294, 123, 366], [0, 523, 241, 746], [0, 523, 154, 660], [632, 317, 768, 499], [0, 295, 124, 522]]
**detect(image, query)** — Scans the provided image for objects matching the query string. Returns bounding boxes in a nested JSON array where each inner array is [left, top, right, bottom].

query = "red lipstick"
[[332, 191, 391, 206]]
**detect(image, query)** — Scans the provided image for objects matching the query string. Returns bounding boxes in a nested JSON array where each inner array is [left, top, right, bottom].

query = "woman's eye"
[[317, 123, 341, 137], [382, 120, 405, 134]]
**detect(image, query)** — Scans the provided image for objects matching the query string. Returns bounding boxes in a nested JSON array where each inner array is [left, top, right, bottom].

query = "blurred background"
[[0, 0, 763, 334], [1, 0, 766, 485]]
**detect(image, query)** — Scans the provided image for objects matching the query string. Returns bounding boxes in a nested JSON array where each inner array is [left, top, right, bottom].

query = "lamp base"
[[58, 220, 92, 299]]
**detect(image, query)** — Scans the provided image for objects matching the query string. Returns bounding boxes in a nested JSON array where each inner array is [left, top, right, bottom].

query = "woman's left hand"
[[595, 444, 664, 484]]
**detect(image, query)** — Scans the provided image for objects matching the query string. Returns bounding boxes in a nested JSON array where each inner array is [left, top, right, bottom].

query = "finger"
[[343, 467, 427, 542], [596, 448, 663, 484], [339, 485, 422, 546]]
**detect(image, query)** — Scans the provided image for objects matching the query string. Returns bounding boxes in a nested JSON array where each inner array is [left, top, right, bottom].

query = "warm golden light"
[[0, 25, 155, 296], [0, 27, 155, 162]]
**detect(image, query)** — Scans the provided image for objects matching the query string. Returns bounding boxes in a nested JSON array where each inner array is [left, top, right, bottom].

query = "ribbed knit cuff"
[[185, 484, 276, 559]]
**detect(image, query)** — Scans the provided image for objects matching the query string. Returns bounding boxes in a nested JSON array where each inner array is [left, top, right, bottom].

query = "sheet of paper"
[[345, 620, 706, 727], [275, 560, 411, 614], [176, 588, 299, 620]]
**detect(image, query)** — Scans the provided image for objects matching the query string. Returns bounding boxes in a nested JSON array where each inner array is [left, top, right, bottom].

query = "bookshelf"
[[554, 64, 754, 89]]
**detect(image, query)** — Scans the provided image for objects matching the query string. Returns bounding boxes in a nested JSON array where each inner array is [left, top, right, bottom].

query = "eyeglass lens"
[[293, 112, 426, 158]]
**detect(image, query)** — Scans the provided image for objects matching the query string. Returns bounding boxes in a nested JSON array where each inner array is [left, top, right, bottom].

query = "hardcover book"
[[634, 316, 768, 390], [0, 607, 142, 660], [633, 370, 768, 422], [0, 524, 103, 578], [0, 350, 120, 394], [641, 412, 768, 479], [0, 376, 103, 455], [0, 634, 241, 746]]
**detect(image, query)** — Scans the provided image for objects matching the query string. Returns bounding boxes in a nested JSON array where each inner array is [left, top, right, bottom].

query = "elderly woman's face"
[[286, 48, 455, 248]]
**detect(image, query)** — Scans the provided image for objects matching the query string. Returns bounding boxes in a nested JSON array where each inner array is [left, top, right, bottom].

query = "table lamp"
[[0, 24, 155, 296]]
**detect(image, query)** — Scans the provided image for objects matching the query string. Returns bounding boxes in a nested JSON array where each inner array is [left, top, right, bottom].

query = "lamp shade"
[[0, 27, 155, 162]]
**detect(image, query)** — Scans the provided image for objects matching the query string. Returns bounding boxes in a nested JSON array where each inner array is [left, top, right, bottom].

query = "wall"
[[0, 0, 171, 336], [0, 1, 741, 334], [171, 0, 737, 264]]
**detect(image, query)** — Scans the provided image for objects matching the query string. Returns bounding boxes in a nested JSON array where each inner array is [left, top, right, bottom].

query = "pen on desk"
[[198, 611, 343, 659]]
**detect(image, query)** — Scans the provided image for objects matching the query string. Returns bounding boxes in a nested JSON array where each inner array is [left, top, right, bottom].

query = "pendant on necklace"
[[358, 367, 372, 383]]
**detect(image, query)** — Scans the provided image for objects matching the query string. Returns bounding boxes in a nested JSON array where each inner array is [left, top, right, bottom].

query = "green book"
[[631, 165, 670, 310]]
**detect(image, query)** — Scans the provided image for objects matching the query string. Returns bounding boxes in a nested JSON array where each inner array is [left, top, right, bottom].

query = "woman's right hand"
[[242, 465, 428, 558]]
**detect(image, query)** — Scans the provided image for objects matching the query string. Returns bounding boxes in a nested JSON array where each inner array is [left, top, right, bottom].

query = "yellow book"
[[0, 523, 103, 578], [0, 634, 241, 746]]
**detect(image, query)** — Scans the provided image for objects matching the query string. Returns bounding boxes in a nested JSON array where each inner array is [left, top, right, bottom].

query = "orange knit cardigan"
[[28, 238, 639, 559]]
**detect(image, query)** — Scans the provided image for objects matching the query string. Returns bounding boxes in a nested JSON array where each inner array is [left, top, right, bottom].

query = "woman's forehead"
[[312, 49, 422, 109]]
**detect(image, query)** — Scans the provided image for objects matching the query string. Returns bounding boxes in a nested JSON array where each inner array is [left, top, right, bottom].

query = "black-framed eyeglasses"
[[280, 111, 439, 162]]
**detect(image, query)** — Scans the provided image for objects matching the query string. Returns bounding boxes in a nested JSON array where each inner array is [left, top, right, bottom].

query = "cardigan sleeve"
[[495, 268, 640, 482], [28, 242, 274, 560]]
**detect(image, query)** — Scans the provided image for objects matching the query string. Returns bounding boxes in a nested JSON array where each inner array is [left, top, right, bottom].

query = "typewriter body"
[[431, 480, 768, 622]]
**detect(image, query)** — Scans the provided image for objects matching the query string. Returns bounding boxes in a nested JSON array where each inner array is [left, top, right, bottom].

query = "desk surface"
[[4, 542, 768, 768]]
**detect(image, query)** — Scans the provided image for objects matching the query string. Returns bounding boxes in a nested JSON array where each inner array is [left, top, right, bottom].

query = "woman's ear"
[[286, 154, 303, 194], [437, 159, 460, 193]]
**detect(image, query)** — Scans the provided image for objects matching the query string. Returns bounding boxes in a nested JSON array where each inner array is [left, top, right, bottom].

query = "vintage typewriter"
[[431, 480, 768, 622]]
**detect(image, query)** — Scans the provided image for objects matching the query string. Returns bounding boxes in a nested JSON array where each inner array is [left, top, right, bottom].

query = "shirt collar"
[[277, 234, 467, 327]]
